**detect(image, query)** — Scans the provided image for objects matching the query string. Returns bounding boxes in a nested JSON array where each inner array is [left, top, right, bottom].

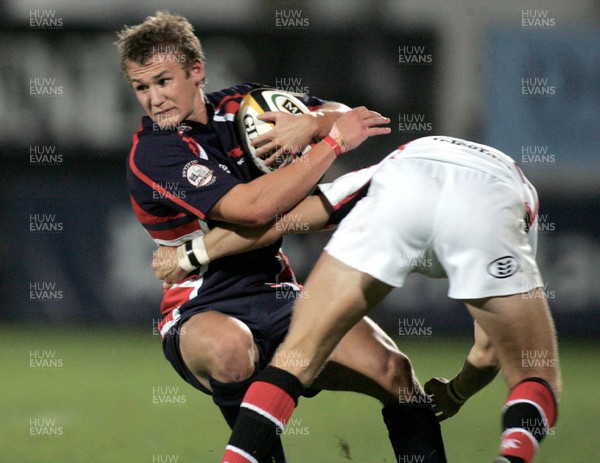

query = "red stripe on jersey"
[[130, 195, 200, 240], [214, 92, 244, 113], [328, 186, 363, 211], [148, 222, 201, 242], [129, 194, 188, 226], [160, 280, 197, 316], [390, 143, 409, 160], [513, 162, 527, 183], [228, 146, 245, 158], [275, 251, 296, 284], [128, 131, 206, 220], [506, 380, 557, 426], [531, 199, 540, 225], [501, 429, 537, 462], [179, 133, 200, 156], [242, 381, 296, 425], [305, 104, 322, 112], [524, 201, 539, 230]]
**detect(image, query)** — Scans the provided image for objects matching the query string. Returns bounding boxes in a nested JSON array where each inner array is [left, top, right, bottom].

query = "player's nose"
[[149, 86, 165, 107]]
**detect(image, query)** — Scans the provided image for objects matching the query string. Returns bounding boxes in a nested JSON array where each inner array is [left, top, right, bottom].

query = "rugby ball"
[[236, 88, 313, 174]]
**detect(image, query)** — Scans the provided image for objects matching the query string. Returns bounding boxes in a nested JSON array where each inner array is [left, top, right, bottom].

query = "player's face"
[[126, 54, 205, 128]]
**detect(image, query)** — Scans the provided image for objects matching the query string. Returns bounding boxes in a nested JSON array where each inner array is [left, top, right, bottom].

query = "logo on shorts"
[[182, 161, 216, 188], [487, 256, 520, 279]]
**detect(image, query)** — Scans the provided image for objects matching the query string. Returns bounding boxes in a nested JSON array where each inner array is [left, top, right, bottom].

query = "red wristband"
[[323, 135, 342, 156]]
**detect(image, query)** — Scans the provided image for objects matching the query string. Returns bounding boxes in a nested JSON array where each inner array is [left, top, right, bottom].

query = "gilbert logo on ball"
[[236, 88, 313, 174]]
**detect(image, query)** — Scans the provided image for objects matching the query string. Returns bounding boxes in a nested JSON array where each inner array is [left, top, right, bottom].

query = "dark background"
[[1, 1, 599, 338]]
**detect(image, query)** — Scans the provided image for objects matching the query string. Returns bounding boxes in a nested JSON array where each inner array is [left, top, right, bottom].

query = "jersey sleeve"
[[317, 164, 378, 208], [128, 130, 241, 221], [316, 164, 379, 228], [299, 93, 326, 111]]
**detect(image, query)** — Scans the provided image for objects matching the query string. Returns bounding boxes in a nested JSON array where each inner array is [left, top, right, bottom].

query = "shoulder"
[[206, 82, 268, 103], [206, 83, 269, 114], [128, 117, 198, 174]]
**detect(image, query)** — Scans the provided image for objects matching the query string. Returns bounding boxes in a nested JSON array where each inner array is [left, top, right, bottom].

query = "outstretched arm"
[[207, 194, 331, 258], [153, 162, 377, 284], [152, 194, 331, 284], [424, 321, 500, 421]]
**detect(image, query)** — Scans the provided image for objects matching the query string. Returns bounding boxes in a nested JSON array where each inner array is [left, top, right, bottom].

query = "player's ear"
[[188, 59, 204, 85]]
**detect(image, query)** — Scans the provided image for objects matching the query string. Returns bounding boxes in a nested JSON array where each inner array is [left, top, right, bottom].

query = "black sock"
[[502, 457, 525, 463], [382, 403, 447, 463]]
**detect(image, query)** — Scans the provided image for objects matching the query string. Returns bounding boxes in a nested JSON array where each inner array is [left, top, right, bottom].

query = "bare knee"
[[179, 312, 258, 384], [386, 350, 420, 398], [207, 330, 257, 382]]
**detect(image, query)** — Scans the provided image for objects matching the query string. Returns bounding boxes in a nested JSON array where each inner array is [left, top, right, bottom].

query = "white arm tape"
[[177, 235, 211, 272], [191, 235, 210, 266]]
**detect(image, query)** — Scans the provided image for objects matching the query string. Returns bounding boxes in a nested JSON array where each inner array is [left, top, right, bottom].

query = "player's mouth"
[[153, 108, 177, 122]]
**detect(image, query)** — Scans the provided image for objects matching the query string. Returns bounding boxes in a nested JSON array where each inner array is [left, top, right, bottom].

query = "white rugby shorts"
[[324, 139, 543, 299]]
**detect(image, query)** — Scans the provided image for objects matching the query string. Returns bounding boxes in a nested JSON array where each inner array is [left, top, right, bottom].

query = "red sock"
[[500, 378, 557, 463], [222, 367, 303, 463], [222, 446, 258, 463]]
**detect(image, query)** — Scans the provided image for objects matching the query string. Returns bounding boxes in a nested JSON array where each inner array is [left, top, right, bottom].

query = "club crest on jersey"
[[487, 256, 520, 279], [182, 160, 216, 188]]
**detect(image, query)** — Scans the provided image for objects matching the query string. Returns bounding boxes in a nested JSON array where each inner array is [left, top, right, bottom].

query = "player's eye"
[[158, 78, 171, 86], [134, 84, 148, 93]]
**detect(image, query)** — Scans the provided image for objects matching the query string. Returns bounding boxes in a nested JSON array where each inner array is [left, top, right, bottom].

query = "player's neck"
[[187, 89, 209, 125]]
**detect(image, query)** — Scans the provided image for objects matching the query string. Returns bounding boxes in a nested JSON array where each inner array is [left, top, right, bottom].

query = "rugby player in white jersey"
[[178, 135, 560, 463]]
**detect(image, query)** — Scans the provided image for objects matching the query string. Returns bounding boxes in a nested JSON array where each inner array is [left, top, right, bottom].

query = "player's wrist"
[[305, 110, 326, 139], [322, 136, 343, 156], [177, 236, 210, 272], [446, 378, 468, 405], [322, 122, 348, 157]]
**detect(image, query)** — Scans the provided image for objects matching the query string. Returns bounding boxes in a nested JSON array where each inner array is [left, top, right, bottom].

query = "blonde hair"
[[115, 11, 205, 80]]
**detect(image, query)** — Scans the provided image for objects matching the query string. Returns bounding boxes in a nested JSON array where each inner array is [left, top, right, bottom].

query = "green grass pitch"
[[2, 327, 597, 462]]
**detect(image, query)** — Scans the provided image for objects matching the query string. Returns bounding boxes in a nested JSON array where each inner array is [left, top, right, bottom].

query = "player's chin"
[[152, 111, 181, 129]]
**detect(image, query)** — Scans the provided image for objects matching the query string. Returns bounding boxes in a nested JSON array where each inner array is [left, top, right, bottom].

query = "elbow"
[[468, 344, 500, 371]]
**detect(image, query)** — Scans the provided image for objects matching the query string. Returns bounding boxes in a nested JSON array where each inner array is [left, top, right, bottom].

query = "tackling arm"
[[424, 321, 500, 421], [153, 194, 331, 284], [153, 162, 376, 284], [206, 194, 331, 258]]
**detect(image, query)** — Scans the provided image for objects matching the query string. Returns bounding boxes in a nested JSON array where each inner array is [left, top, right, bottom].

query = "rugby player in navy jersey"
[[117, 11, 447, 463]]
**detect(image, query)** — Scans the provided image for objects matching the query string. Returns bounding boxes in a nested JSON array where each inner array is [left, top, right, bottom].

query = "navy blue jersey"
[[126, 83, 326, 332]]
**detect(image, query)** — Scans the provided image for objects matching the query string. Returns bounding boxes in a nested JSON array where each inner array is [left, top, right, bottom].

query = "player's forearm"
[[448, 324, 500, 402], [216, 139, 338, 227], [448, 359, 500, 403], [203, 195, 331, 261]]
